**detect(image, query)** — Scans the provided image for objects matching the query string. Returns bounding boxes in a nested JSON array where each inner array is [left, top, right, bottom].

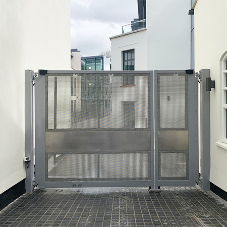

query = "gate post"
[[25, 70, 35, 193], [199, 69, 210, 191]]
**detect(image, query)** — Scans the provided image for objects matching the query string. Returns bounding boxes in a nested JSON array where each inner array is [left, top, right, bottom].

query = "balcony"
[[122, 19, 146, 34]]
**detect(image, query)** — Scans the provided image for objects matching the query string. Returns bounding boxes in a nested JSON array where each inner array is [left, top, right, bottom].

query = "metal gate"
[[25, 70, 198, 191]]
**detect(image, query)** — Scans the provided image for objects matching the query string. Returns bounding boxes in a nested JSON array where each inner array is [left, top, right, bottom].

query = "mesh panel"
[[47, 152, 150, 181], [47, 74, 149, 129], [159, 74, 186, 129], [99, 153, 149, 179], [47, 154, 98, 179], [159, 153, 187, 179], [45, 73, 151, 181], [158, 73, 189, 180]]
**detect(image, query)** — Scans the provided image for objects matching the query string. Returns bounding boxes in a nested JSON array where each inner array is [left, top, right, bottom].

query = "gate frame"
[[26, 69, 199, 191], [34, 70, 155, 189], [154, 70, 199, 188]]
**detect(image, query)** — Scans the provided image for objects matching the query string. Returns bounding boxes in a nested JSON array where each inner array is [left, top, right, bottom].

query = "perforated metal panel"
[[45, 72, 151, 182], [157, 73, 189, 181]]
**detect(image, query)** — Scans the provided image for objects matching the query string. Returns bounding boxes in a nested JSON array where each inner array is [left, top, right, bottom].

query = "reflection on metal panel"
[[46, 131, 151, 153], [46, 74, 149, 129], [158, 73, 189, 180], [158, 74, 187, 129], [158, 131, 188, 151], [160, 153, 187, 179], [47, 153, 150, 181], [45, 72, 151, 182]]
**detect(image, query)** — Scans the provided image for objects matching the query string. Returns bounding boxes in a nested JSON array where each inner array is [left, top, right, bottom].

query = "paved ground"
[[0, 187, 227, 227]]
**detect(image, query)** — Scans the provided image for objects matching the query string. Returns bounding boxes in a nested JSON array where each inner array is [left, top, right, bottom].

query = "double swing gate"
[[25, 70, 198, 191]]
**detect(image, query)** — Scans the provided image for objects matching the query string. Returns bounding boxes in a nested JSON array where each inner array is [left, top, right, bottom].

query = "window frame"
[[123, 49, 135, 71], [122, 49, 135, 86], [222, 54, 227, 144]]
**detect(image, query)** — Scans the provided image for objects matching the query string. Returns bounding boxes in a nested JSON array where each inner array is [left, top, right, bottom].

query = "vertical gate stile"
[[35, 73, 46, 188], [25, 70, 35, 193]]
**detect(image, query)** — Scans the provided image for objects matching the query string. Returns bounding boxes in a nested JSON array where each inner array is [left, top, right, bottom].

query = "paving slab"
[[0, 187, 227, 227]]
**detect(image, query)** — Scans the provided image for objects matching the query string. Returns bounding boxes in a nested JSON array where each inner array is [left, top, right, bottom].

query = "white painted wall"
[[146, 0, 191, 70], [0, 0, 70, 194], [71, 51, 81, 70], [110, 29, 147, 70], [194, 0, 227, 192]]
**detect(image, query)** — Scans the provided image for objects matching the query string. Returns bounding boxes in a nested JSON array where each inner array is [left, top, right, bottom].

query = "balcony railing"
[[122, 19, 146, 34]]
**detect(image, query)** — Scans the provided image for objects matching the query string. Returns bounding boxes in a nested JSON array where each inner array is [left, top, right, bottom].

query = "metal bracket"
[[188, 9, 194, 15], [39, 69, 48, 75], [185, 69, 194, 75], [206, 77, 215, 91]]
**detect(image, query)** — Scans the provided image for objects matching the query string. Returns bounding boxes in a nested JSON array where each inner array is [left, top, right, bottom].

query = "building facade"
[[194, 0, 227, 193], [110, 0, 192, 71]]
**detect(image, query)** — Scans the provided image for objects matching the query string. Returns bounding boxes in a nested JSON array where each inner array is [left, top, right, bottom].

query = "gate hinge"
[[32, 72, 38, 86], [195, 72, 201, 83]]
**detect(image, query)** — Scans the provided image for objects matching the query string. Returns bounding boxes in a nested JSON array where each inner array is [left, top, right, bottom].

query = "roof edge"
[[109, 28, 147, 40]]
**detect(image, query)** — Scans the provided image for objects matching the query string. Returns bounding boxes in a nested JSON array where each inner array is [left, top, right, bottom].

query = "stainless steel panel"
[[47, 152, 150, 181], [158, 130, 188, 151], [159, 152, 188, 179], [158, 73, 187, 129], [46, 131, 151, 153]]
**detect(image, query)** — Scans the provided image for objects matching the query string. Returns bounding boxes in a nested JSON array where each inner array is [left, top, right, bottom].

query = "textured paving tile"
[[0, 187, 227, 226]]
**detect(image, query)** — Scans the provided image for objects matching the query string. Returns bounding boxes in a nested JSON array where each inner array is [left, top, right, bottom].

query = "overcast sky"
[[71, 0, 138, 57]]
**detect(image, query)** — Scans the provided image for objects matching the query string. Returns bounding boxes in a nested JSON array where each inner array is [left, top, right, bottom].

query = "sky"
[[71, 0, 138, 57]]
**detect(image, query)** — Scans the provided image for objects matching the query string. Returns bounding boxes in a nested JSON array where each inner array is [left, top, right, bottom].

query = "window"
[[123, 49, 135, 85], [81, 57, 103, 70], [123, 49, 134, 70]]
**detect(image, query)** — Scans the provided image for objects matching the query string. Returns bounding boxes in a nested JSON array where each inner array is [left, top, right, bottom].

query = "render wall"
[[110, 29, 147, 70], [71, 51, 81, 70], [146, 0, 191, 70], [0, 0, 70, 194], [194, 0, 227, 192]]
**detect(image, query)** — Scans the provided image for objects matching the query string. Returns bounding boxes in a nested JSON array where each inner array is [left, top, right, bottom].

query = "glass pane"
[[85, 58, 96, 70], [226, 91, 227, 104], [124, 61, 128, 70], [81, 59, 85, 70], [128, 52, 132, 60], [96, 58, 103, 70], [132, 51, 134, 60], [226, 60, 227, 70], [226, 109, 227, 138], [124, 52, 128, 60], [226, 74, 227, 87]]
